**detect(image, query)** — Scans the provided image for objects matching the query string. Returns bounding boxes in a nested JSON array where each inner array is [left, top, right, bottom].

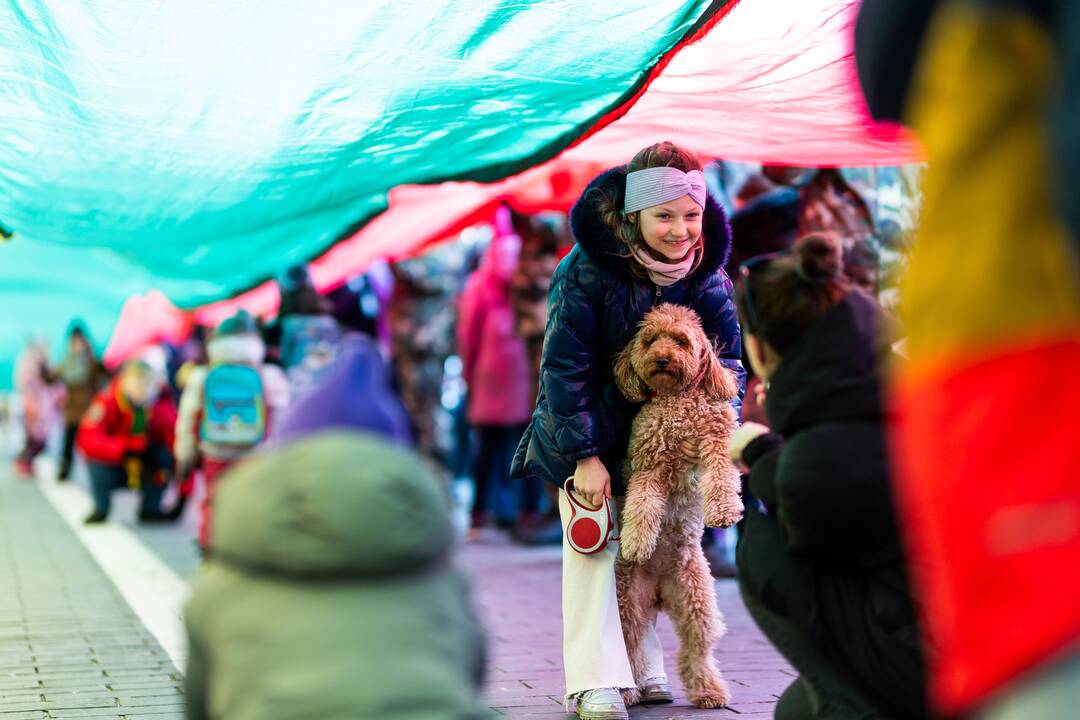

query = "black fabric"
[[739, 520, 889, 720], [736, 291, 928, 719], [59, 422, 79, 478], [510, 166, 745, 493], [471, 423, 533, 518], [854, 0, 941, 122], [725, 186, 800, 280], [1050, 0, 1080, 259], [741, 431, 782, 470]]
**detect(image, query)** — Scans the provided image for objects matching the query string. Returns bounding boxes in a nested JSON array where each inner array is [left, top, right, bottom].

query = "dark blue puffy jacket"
[[510, 166, 745, 494]]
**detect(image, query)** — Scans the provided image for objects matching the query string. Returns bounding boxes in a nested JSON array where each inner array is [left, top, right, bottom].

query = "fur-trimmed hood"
[[570, 166, 732, 283]]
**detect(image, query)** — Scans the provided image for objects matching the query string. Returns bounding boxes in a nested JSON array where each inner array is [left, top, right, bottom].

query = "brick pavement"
[[0, 466, 184, 720], [463, 533, 792, 718], [0, 452, 791, 720]]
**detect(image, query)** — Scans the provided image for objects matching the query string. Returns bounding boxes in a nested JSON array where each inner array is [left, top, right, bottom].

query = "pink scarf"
[[631, 245, 698, 287]]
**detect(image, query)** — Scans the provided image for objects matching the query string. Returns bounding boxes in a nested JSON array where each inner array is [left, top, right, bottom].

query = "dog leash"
[[564, 478, 619, 554]]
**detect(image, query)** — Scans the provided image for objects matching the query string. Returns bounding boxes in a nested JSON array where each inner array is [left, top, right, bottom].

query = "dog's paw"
[[689, 677, 731, 709], [718, 506, 744, 528], [702, 510, 723, 528], [620, 687, 641, 707], [706, 498, 744, 528]]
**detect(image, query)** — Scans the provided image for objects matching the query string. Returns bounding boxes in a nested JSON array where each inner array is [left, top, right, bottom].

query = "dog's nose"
[[656, 358, 669, 369]]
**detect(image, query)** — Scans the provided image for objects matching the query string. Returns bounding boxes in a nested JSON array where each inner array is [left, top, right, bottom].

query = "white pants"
[[560, 490, 667, 697]]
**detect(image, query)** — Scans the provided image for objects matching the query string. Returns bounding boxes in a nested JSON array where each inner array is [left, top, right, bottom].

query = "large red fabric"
[[891, 339, 1080, 712], [559, 0, 918, 168], [104, 291, 193, 370]]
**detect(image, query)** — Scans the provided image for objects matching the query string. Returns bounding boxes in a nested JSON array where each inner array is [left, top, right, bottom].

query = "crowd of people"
[[6, 119, 1069, 720], [5, 141, 932, 720], [4, 0, 1076, 715], [6, 212, 576, 542]]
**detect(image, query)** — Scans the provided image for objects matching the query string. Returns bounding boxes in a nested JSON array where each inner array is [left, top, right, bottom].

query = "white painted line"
[[37, 464, 190, 672]]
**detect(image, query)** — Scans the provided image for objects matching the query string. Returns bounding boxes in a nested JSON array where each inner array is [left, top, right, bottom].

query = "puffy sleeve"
[[76, 394, 127, 464], [540, 257, 605, 462], [697, 269, 747, 414], [174, 367, 207, 466]]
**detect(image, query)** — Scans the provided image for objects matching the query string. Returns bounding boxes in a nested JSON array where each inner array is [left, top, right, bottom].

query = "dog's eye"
[[675, 337, 689, 347]]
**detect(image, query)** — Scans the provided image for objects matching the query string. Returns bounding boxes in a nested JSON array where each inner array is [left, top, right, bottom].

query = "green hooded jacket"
[[184, 432, 491, 720]]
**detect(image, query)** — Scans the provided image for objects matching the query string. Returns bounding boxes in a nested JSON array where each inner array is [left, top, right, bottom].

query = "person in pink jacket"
[[457, 208, 539, 534], [13, 340, 61, 478]]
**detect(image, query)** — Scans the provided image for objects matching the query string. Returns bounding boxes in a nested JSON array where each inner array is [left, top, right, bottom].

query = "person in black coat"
[[728, 233, 927, 719], [510, 141, 744, 719]]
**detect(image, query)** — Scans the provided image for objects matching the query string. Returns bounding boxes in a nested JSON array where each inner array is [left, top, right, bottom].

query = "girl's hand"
[[728, 421, 770, 472], [573, 456, 611, 509], [740, 377, 770, 426]]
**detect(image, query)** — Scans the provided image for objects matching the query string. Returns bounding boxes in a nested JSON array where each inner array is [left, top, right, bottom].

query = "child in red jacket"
[[77, 358, 177, 524]]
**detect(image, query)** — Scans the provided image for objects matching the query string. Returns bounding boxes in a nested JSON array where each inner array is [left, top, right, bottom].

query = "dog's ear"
[[698, 344, 739, 401], [614, 341, 648, 403]]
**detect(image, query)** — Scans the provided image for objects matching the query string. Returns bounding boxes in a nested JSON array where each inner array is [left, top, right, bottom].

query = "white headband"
[[623, 167, 707, 214]]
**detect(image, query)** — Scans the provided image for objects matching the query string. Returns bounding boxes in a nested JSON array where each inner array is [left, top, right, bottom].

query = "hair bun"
[[794, 233, 842, 283]]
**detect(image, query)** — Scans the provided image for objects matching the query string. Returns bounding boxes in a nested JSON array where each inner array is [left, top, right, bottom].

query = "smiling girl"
[[511, 141, 745, 718]]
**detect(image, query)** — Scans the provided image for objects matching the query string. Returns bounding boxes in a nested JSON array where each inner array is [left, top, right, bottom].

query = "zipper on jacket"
[[655, 284, 662, 298]]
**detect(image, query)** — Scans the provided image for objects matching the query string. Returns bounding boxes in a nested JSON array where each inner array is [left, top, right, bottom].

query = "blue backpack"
[[200, 364, 266, 446]]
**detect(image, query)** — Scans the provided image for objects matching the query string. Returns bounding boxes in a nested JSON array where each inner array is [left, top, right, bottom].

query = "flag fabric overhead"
[[0, 0, 724, 379], [1, 0, 919, 382], [190, 0, 922, 332]]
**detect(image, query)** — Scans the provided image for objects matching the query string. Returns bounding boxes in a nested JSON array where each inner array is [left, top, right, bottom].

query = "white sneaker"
[[575, 687, 629, 720], [639, 676, 673, 704]]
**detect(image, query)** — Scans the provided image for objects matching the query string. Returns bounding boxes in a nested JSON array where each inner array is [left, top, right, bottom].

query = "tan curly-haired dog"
[[613, 303, 743, 709]]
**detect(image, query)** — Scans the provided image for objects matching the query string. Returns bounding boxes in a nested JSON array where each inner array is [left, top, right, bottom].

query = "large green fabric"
[[184, 431, 490, 719], [0, 0, 719, 386]]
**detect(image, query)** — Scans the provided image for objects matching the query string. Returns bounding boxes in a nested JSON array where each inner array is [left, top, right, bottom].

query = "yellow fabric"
[[125, 457, 143, 490], [901, 4, 1080, 365]]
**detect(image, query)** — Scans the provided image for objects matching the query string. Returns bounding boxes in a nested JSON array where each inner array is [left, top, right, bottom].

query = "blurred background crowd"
[[2, 159, 920, 561]]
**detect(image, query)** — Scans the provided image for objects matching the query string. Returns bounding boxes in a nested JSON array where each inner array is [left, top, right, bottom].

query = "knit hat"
[[215, 310, 259, 338], [132, 344, 169, 385], [273, 334, 413, 447], [278, 264, 314, 293]]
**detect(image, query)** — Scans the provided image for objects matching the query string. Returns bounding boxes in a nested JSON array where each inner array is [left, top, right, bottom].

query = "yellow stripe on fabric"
[[901, 4, 1080, 364]]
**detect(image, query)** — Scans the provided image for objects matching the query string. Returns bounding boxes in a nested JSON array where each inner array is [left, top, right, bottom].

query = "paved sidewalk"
[[0, 467, 184, 720], [465, 532, 791, 718], [0, 453, 790, 720]]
